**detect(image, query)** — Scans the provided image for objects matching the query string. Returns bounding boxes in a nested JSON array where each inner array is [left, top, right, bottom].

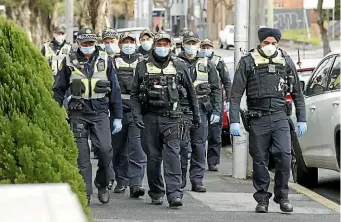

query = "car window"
[[327, 55, 340, 91], [229, 27, 234, 33], [305, 56, 335, 96]]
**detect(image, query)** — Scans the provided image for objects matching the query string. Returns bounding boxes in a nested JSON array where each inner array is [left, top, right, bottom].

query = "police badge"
[[268, 64, 276, 73]]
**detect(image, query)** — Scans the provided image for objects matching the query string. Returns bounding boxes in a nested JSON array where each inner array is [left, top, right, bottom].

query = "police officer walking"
[[138, 29, 154, 56], [199, 38, 232, 171], [41, 24, 72, 78], [229, 28, 307, 213], [177, 32, 222, 192], [130, 32, 201, 207], [107, 32, 147, 197], [53, 28, 123, 205]]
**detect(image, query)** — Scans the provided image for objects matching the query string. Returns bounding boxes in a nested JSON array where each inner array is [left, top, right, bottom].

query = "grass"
[[282, 29, 322, 46]]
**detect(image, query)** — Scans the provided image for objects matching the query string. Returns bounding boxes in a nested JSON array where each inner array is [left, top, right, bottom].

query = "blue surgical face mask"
[[141, 41, 153, 51], [155, 47, 170, 58], [105, 43, 119, 54], [80, 46, 96, 55], [122, 43, 136, 55], [202, 49, 213, 57], [184, 45, 198, 55]]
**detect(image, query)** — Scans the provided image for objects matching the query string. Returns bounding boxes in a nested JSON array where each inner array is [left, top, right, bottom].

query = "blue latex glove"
[[296, 122, 307, 137], [230, 123, 241, 136], [210, 114, 220, 124], [112, 119, 122, 135]]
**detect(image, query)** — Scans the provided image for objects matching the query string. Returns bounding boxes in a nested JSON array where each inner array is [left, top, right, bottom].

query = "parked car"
[[219, 25, 234, 50], [290, 50, 340, 187]]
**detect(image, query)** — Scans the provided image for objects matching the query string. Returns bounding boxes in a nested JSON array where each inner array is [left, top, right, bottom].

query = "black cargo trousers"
[[69, 111, 113, 196], [248, 111, 291, 202], [141, 113, 183, 202]]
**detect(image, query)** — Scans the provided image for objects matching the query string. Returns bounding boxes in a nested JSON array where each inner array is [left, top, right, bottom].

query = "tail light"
[[222, 89, 229, 128], [286, 93, 293, 102]]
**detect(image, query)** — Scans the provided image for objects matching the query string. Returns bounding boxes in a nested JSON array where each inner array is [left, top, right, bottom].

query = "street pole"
[[65, 0, 74, 43], [267, 0, 274, 28], [232, 0, 249, 179], [258, 0, 265, 26]]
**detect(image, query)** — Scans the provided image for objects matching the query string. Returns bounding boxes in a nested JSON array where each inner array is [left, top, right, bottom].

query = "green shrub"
[[0, 17, 90, 218]]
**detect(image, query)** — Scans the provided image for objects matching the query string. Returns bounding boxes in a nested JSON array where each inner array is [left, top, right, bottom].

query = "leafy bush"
[[0, 17, 90, 218], [282, 29, 321, 46]]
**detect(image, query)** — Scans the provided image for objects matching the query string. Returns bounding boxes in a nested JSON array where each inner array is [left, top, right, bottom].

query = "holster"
[[70, 79, 85, 97], [168, 86, 179, 103], [240, 109, 251, 132], [93, 80, 111, 93]]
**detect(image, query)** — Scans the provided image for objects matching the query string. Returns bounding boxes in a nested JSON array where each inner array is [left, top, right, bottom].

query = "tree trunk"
[[88, 0, 111, 31], [317, 0, 331, 56], [6, 1, 51, 48]]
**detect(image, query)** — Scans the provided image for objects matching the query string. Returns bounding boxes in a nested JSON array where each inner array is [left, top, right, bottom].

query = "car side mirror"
[[300, 80, 305, 91]]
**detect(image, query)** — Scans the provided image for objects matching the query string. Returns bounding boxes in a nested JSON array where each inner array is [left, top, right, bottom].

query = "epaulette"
[[279, 48, 288, 57]]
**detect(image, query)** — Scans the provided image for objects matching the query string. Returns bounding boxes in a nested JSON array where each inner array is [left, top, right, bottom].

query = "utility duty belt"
[[147, 108, 182, 118]]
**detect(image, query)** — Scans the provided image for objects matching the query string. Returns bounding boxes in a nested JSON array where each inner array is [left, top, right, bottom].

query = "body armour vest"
[[211, 55, 220, 67], [115, 57, 138, 100], [247, 49, 287, 99], [44, 42, 72, 75], [66, 51, 110, 100], [144, 61, 179, 109], [193, 57, 210, 103]]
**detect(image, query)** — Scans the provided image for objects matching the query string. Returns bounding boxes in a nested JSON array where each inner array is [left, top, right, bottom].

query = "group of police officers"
[[43, 24, 307, 213]]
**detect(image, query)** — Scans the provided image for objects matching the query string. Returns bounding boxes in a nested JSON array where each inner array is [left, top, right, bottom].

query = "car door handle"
[[332, 101, 340, 106], [309, 105, 316, 111]]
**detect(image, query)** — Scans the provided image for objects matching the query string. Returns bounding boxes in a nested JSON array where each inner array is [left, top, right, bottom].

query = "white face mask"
[[261, 44, 277, 57], [54, 34, 65, 45], [141, 41, 153, 51]]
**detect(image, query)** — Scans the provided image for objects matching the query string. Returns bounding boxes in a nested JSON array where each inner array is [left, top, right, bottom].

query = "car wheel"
[[292, 133, 318, 187], [226, 45, 230, 50], [219, 40, 223, 49]]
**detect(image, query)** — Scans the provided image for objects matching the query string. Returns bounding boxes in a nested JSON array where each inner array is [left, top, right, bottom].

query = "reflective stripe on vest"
[[115, 57, 138, 69], [211, 55, 220, 67], [146, 61, 177, 75], [44, 42, 72, 74], [193, 57, 209, 87], [67, 51, 109, 100], [251, 50, 285, 66]]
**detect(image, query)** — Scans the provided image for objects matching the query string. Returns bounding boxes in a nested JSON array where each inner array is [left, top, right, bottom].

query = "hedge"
[[0, 17, 90, 218]]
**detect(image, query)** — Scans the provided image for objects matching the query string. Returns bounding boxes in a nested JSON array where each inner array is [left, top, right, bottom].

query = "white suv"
[[219, 25, 234, 50], [291, 51, 340, 187]]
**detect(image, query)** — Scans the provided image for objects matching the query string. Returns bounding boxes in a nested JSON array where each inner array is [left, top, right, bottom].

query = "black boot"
[[169, 197, 183, 207], [151, 197, 163, 205], [208, 165, 218, 171], [86, 195, 91, 206], [255, 198, 269, 213], [191, 184, 207, 193], [274, 197, 293, 212], [98, 187, 110, 204], [114, 185, 127, 193], [130, 185, 145, 198]]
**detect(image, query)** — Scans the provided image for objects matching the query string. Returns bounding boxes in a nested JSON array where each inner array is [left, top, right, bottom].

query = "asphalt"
[[89, 147, 340, 222]]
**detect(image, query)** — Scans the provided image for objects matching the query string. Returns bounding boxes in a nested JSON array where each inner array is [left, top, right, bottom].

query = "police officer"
[[178, 32, 222, 192], [229, 28, 307, 213], [102, 28, 120, 56], [199, 38, 232, 171], [107, 32, 147, 197], [130, 32, 201, 207], [138, 29, 154, 56], [53, 27, 123, 205], [41, 24, 72, 78]]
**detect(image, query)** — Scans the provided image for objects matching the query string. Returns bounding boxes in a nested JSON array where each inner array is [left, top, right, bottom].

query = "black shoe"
[[130, 185, 145, 198], [208, 165, 218, 171], [169, 197, 183, 207], [255, 198, 269, 213], [86, 195, 91, 206], [191, 185, 207, 193], [181, 177, 187, 189], [151, 197, 163, 205], [98, 187, 110, 204], [114, 185, 127, 193], [274, 197, 293, 212], [107, 181, 114, 190]]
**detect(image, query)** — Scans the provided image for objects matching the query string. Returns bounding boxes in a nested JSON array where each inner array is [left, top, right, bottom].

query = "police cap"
[[54, 24, 66, 34], [77, 28, 98, 43], [200, 38, 213, 47], [102, 27, 118, 40], [182, 31, 200, 43], [154, 32, 172, 43], [179, 27, 189, 37], [139, 28, 154, 39], [119, 32, 136, 43]]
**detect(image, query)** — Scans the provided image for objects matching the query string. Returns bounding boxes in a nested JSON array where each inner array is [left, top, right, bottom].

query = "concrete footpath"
[[89, 148, 340, 222]]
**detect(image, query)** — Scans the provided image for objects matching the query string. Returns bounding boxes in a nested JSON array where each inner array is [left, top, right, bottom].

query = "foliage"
[[0, 17, 90, 219], [282, 29, 322, 46]]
